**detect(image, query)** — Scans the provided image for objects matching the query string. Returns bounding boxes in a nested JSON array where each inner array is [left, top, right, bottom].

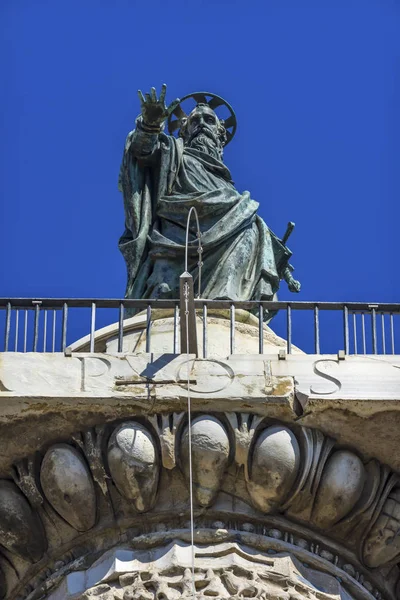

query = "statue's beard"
[[186, 131, 223, 160]]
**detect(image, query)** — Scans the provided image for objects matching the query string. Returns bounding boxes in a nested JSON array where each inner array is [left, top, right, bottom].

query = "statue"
[[118, 85, 300, 311]]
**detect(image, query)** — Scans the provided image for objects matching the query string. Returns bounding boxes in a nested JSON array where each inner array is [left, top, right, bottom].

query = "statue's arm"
[[282, 265, 301, 293], [127, 117, 163, 160], [127, 84, 180, 161]]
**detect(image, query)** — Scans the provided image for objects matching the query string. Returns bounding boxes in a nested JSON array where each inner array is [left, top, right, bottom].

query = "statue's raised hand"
[[138, 84, 180, 129]]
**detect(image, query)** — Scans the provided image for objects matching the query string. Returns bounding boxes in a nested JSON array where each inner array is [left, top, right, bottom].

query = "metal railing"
[[0, 298, 399, 355]]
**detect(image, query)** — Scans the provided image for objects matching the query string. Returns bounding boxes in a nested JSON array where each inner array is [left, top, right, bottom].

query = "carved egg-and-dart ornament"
[[247, 425, 300, 513], [0, 480, 47, 562], [107, 421, 160, 512], [311, 450, 365, 529], [180, 415, 231, 507], [40, 444, 97, 531]]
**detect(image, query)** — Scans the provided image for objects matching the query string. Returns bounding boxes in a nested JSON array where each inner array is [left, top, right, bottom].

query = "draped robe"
[[118, 122, 292, 308]]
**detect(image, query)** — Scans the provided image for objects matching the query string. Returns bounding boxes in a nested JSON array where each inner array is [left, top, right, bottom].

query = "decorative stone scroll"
[[0, 414, 398, 599]]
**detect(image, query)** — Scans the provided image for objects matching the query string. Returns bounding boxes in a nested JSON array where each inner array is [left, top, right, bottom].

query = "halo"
[[167, 92, 237, 146]]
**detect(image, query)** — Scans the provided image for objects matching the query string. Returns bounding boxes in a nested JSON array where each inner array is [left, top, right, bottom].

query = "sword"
[[281, 221, 295, 246]]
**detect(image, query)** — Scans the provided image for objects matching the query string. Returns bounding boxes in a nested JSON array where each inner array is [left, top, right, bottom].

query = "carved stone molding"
[[49, 540, 374, 600], [0, 414, 398, 599]]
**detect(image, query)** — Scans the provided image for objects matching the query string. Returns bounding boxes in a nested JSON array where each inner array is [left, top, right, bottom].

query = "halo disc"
[[167, 91, 237, 145]]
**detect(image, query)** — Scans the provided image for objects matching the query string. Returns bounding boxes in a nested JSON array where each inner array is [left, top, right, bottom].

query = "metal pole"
[[371, 308, 377, 354], [353, 312, 357, 354], [90, 302, 96, 353], [52, 310, 56, 352], [118, 302, 124, 353], [14, 309, 19, 351], [381, 313, 386, 355], [43, 310, 47, 352], [202, 303, 207, 358], [314, 305, 320, 354], [173, 303, 179, 353], [259, 304, 264, 354], [287, 304, 292, 354], [146, 304, 151, 353], [361, 313, 366, 354], [4, 302, 11, 352], [179, 273, 198, 356], [390, 313, 395, 354], [33, 303, 40, 352], [61, 303, 68, 352], [230, 303, 235, 355], [343, 305, 349, 355], [24, 310, 28, 353]]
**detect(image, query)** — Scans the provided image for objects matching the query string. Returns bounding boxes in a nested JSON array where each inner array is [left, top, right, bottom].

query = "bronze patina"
[[118, 84, 300, 314]]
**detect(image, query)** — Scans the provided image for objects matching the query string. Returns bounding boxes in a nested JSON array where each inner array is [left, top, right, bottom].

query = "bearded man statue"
[[118, 85, 300, 310]]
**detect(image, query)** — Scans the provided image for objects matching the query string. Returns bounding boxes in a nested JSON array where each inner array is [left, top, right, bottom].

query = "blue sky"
[[1, 0, 399, 352]]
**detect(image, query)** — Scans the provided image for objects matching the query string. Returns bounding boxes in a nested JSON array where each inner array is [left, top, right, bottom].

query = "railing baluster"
[[173, 303, 179, 353], [4, 302, 11, 351], [90, 302, 96, 353], [230, 303, 235, 355], [287, 304, 292, 354], [390, 313, 395, 354], [14, 309, 19, 352], [343, 305, 349, 354], [61, 303, 68, 352], [146, 304, 151, 353], [361, 313, 366, 354], [0, 299, 399, 356], [202, 303, 207, 358], [33, 303, 40, 352], [353, 312, 358, 354], [381, 313, 386, 355], [118, 302, 124, 353], [371, 308, 377, 354], [314, 305, 320, 354], [24, 310, 28, 353], [43, 310, 47, 352], [258, 304, 264, 354], [52, 310, 56, 352]]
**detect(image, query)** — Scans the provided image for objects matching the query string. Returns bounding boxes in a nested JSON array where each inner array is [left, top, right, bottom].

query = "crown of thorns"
[[167, 92, 237, 146]]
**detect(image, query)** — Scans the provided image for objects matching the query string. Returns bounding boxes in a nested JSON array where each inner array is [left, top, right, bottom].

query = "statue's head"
[[179, 104, 227, 160]]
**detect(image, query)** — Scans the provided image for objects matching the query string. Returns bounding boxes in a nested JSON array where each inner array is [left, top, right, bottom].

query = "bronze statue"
[[118, 85, 300, 313]]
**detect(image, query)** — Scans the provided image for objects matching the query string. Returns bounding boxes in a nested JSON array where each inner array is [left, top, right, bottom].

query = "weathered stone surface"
[[363, 486, 400, 568], [2, 351, 400, 478], [272, 353, 400, 403], [180, 415, 230, 506], [99, 309, 303, 357], [247, 425, 300, 512], [47, 540, 370, 600], [40, 444, 96, 531], [0, 479, 46, 561], [312, 450, 365, 529], [108, 421, 159, 511], [0, 318, 400, 599]]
